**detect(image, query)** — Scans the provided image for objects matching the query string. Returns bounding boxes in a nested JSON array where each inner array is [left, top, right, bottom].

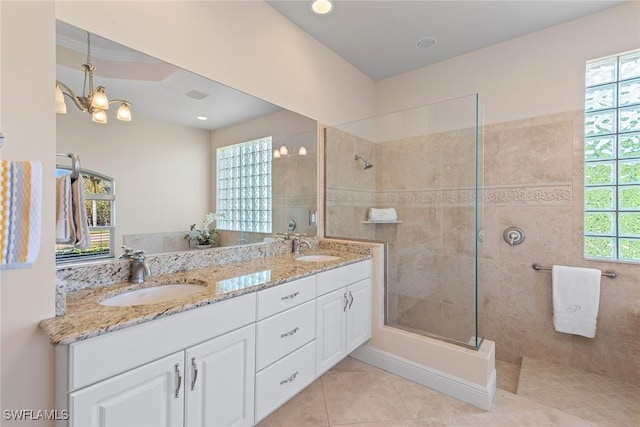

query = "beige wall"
[[376, 2, 640, 125], [370, 2, 640, 385], [3, 0, 639, 419], [480, 111, 640, 385], [2, 1, 375, 421], [1, 1, 56, 424], [57, 111, 211, 252], [55, 1, 376, 127]]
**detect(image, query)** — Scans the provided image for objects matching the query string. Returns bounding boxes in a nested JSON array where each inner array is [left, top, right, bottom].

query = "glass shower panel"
[[324, 94, 484, 349]]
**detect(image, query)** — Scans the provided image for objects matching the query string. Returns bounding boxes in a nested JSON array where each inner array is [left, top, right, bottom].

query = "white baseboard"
[[350, 344, 496, 410]]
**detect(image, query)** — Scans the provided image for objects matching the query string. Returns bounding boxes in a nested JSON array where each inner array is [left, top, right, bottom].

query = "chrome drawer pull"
[[191, 357, 198, 390], [348, 291, 354, 309], [174, 364, 182, 398], [281, 291, 300, 300], [280, 326, 299, 338], [280, 371, 298, 385], [343, 293, 348, 312]]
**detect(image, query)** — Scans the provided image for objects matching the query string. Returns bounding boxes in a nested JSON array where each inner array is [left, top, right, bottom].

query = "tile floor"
[[259, 356, 639, 427], [516, 357, 640, 426]]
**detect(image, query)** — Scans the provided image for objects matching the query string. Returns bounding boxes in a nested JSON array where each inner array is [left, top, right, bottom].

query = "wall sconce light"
[[273, 145, 308, 158]]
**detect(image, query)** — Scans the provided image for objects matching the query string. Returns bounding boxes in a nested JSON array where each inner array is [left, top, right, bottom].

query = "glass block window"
[[216, 137, 272, 233], [584, 50, 640, 261], [55, 169, 115, 263]]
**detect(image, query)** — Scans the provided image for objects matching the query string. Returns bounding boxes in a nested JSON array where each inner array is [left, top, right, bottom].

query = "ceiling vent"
[[185, 90, 209, 100]]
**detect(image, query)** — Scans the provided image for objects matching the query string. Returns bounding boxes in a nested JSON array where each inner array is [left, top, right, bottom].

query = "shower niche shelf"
[[361, 220, 403, 224]]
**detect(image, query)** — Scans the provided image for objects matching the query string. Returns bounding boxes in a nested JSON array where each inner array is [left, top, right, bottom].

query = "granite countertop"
[[40, 248, 370, 346]]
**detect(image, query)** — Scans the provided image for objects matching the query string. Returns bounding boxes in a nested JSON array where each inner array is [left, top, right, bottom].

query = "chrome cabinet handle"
[[280, 326, 299, 338], [348, 291, 354, 310], [280, 371, 298, 385], [190, 357, 198, 390], [281, 291, 299, 301], [343, 293, 348, 312], [174, 364, 182, 398]]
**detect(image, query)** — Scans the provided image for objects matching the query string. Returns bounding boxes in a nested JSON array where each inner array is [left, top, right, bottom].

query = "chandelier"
[[55, 32, 132, 124]]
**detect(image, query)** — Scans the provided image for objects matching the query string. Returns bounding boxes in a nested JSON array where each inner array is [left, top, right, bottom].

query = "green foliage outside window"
[[584, 50, 640, 261]]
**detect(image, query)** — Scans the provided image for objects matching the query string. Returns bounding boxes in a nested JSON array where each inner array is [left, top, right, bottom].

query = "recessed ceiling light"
[[196, 116, 208, 121], [311, 0, 333, 15], [416, 37, 437, 49]]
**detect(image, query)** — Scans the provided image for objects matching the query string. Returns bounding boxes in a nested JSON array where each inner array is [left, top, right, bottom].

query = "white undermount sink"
[[295, 254, 341, 262], [100, 284, 206, 307]]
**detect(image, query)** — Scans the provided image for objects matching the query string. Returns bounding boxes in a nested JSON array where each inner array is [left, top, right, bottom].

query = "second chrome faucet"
[[293, 234, 313, 254], [120, 247, 152, 284]]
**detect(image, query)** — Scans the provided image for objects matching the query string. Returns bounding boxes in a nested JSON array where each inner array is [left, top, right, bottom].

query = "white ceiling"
[[266, 0, 629, 81], [57, 1, 628, 130]]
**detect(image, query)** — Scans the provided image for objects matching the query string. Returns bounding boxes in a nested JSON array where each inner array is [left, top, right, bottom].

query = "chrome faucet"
[[293, 234, 313, 254], [130, 250, 151, 284]]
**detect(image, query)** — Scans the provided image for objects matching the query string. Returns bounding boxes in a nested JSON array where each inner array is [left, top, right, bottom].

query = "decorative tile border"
[[326, 183, 572, 207]]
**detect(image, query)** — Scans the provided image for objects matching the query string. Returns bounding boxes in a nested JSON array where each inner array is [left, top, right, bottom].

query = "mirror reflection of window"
[[55, 168, 116, 263], [216, 137, 273, 233]]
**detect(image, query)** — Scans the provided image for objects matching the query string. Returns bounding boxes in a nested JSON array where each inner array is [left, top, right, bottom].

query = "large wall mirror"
[[56, 21, 318, 259]]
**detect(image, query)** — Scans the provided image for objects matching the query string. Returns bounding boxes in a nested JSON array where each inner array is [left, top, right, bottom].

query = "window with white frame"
[[55, 169, 115, 263], [584, 49, 640, 261], [216, 137, 272, 233]]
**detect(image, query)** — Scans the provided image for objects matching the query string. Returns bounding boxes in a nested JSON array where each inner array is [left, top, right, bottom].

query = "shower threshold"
[[386, 321, 484, 350]]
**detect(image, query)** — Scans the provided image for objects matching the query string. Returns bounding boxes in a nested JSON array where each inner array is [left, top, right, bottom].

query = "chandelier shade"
[[56, 32, 132, 124]]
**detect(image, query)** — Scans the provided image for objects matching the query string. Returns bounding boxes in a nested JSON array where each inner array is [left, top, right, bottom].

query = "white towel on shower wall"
[[552, 265, 601, 338]]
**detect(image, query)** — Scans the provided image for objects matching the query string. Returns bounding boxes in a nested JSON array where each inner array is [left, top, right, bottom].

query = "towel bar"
[[56, 153, 81, 179], [532, 263, 617, 279]]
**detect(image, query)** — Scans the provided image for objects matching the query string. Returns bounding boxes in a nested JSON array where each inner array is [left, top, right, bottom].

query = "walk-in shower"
[[325, 94, 484, 349]]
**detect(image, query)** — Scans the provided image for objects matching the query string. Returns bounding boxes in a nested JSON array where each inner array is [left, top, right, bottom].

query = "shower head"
[[354, 154, 373, 170]]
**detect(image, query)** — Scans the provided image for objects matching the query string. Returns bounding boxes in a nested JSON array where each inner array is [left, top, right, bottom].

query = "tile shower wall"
[[481, 110, 640, 387], [326, 126, 479, 344], [325, 111, 640, 387], [325, 128, 376, 241]]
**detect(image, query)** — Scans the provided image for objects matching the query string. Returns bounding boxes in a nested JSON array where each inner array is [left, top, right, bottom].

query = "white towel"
[[71, 176, 90, 250], [56, 174, 73, 243], [368, 207, 397, 221], [552, 265, 601, 338], [0, 160, 42, 269]]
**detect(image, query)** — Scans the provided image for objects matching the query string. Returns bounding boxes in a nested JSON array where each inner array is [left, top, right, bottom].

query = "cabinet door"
[[315, 288, 347, 377], [69, 352, 184, 427], [185, 324, 255, 427], [346, 278, 372, 354]]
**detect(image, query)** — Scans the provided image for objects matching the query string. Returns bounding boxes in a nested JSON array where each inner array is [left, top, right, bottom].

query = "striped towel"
[[0, 160, 42, 269], [56, 173, 73, 243], [71, 175, 90, 250], [55, 172, 90, 250]]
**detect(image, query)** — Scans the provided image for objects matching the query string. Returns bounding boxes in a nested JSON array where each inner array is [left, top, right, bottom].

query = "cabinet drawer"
[[317, 259, 372, 296], [257, 275, 316, 320], [255, 340, 315, 422], [256, 300, 315, 371]]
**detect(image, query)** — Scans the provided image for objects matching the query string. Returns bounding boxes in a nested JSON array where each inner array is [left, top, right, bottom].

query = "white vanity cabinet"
[[315, 260, 372, 377], [58, 293, 257, 427], [69, 352, 185, 427], [56, 258, 373, 427], [185, 324, 256, 427], [254, 275, 317, 422]]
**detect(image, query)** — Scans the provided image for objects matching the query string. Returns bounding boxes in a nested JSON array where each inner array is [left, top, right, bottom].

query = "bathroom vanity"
[[42, 245, 372, 427]]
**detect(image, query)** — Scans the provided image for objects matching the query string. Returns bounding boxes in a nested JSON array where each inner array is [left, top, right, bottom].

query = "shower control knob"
[[503, 227, 525, 246]]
